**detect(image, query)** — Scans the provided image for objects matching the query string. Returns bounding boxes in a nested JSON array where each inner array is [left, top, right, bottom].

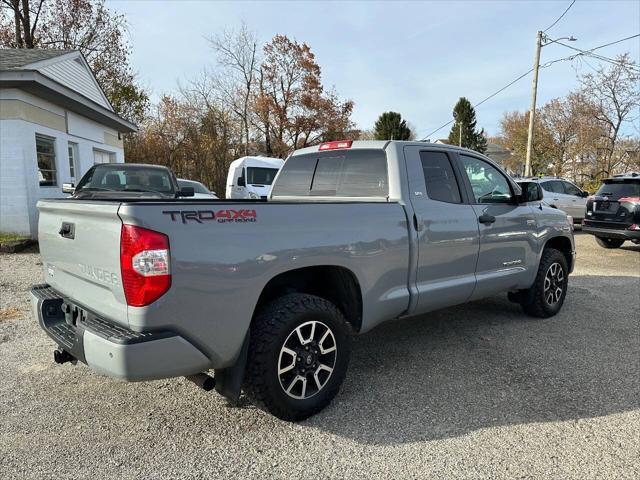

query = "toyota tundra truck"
[[31, 140, 575, 421]]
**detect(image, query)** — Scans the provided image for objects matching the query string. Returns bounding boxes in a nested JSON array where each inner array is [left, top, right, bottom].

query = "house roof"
[[0, 48, 136, 133], [0, 49, 76, 70]]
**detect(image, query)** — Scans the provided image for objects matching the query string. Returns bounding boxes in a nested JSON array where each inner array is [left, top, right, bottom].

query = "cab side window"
[[419, 151, 462, 203], [459, 155, 512, 204]]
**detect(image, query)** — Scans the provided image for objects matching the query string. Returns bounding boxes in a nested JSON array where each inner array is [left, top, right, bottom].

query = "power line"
[[543, 0, 576, 33], [419, 53, 584, 140], [585, 34, 640, 53], [419, 33, 640, 140], [554, 38, 640, 71]]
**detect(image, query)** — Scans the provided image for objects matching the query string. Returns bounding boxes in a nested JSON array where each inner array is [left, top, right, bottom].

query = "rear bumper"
[[582, 226, 640, 240], [30, 284, 210, 381]]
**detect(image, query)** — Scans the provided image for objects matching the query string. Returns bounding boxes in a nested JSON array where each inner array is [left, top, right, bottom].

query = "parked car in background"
[[519, 177, 589, 222], [177, 179, 218, 199], [583, 172, 640, 248], [226, 156, 284, 199], [63, 164, 195, 199], [32, 140, 575, 421]]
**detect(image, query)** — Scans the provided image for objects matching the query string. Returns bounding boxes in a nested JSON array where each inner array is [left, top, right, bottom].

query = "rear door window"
[[562, 181, 582, 196], [272, 150, 388, 197], [419, 151, 462, 203], [541, 181, 564, 194]]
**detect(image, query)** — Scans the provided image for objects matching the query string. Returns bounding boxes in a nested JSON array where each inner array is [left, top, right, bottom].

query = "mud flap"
[[214, 333, 249, 406]]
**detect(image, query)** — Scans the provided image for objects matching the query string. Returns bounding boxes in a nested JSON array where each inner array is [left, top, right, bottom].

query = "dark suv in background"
[[583, 172, 640, 248]]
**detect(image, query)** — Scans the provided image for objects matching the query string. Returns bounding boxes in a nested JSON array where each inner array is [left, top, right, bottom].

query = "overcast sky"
[[106, 0, 640, 138]]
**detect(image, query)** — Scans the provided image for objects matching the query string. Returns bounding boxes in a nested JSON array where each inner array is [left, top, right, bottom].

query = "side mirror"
[[237, 176, 246, 187], [518, 182, 543, 203], [62, 183, 75, 194], [581, 190, 589, 198], [177, 186, 195, 197]]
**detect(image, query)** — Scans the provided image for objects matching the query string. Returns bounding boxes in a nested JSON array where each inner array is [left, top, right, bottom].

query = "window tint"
[[270, 156, 316, 196], [36, 135, 57, 186], [247, 167, 279, 185], [562, 181, 582, 196], [312, 156, 342, 195], [596, 181, 640, 197], [272, 150, 388, 197], [542, 181, 564, 194], [419, 151, 461, 203], [460, 155, 512, 204], [76, 166, 175, 195]]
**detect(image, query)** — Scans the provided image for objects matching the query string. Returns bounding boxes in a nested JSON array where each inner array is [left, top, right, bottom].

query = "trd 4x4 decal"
[[163, 209, 257, 224]]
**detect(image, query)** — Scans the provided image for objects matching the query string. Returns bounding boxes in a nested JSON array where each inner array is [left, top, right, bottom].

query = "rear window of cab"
[[272, 149, 388, 197]]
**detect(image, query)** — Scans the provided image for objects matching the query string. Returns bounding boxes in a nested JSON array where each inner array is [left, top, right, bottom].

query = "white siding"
[[38, 58, 111, 110], [0, 92, 124, 237], [0, 121, 31, 234]]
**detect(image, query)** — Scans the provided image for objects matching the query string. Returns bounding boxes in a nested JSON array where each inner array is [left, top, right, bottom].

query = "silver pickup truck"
[[31, 140, 575, 420]]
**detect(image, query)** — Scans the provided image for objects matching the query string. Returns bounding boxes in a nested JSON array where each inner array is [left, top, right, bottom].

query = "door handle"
[[478, 214, 496, 225], [553, 197, 559, 201], [413, 214, 424, 231]]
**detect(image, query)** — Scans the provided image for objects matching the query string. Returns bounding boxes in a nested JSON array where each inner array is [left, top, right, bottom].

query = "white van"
[[226, 156, 284, 199]]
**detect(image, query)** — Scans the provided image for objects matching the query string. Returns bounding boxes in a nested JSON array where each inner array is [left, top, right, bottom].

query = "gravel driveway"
[[1, 233, 638, 479]]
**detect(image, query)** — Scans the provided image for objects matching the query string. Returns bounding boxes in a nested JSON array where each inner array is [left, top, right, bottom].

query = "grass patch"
[[0, 232, 29, 243]]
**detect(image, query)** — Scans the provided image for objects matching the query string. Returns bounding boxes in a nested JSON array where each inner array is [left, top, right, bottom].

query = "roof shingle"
[[0, 49, 75, 70]]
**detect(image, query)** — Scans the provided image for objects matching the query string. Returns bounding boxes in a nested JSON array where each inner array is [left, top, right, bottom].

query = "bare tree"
[[207, 22, 259, 156], [580, 54, 640, 178], [0, 0, 45, 47], [0, 0, 148, 123]]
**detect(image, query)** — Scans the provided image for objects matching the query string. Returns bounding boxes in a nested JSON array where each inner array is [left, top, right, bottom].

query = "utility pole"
[[459, 122, 462, 147], [525, 30, 543, 177]]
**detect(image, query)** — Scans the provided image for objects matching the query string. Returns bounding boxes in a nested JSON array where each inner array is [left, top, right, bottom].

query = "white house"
[[0, 49, 137, 237]]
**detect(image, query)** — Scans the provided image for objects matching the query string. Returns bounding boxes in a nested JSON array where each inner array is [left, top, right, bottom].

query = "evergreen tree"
[[373, 112, 413, 140], [448, 97, 487, 153]]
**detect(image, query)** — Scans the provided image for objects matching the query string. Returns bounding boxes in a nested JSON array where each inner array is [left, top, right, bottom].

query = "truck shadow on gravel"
[[305, 274, 640, 444]]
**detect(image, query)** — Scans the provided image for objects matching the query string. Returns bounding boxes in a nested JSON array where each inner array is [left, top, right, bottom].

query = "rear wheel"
[[595, 236, 625, 249], [244, 293, 351, 421], [519, 248, 569, 318]]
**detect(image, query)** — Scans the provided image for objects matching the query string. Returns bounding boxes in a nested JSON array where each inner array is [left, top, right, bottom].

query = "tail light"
[[628, 224, 640, 231], [618, 197, 640, 204], [319, 140, 352, 151], [120, 224, 171, 307]]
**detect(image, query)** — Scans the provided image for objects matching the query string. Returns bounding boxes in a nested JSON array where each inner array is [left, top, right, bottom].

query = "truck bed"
[[37, 198, 411, 369]]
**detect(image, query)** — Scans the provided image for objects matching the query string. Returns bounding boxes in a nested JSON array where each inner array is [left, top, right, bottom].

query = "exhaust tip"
[[185, 372, 216, 391]]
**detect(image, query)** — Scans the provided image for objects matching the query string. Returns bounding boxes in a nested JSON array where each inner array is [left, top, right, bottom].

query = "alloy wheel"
[[278, 321, 337, 400], [544, 262, 565, 306]]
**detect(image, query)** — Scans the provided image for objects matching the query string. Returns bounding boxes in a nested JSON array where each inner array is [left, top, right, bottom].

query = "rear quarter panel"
[[118, 201, 411, 367]]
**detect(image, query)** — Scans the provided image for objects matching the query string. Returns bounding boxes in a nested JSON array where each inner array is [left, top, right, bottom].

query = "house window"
[[68, 143, 79, 180], [93, 149, 116, 164], [36, 135, 57, 186]]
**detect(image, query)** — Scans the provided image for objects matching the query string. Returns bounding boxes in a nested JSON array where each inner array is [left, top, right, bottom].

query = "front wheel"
[[595, 236, 625, 249], [519, 248, 569, 318], [244, 294, 352, 421]]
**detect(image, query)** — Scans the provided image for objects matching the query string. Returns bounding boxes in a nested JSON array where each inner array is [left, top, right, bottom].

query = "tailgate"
[[37, 200, 128, 327], [587, 197, 634, 228]]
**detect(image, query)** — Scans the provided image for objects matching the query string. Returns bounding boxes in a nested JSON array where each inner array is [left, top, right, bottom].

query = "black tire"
[[520, 248, 569, 318], [595, 236, 625, 249], [244, 293, 352, 421]]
